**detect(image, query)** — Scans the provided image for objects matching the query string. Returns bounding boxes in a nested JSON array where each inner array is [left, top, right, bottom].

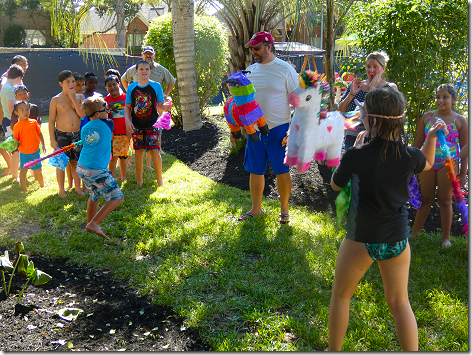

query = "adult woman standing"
[[338, 51, 398, 150]]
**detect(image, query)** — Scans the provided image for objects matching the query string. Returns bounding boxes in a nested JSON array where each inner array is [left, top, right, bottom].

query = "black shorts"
[[54, 128, 81, 161]]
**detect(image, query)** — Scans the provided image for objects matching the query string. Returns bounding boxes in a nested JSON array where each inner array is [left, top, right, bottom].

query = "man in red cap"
[[234, 31, 299, 224]]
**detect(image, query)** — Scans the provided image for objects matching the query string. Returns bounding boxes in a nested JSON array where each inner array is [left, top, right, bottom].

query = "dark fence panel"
[[0, 51, 142, 115]]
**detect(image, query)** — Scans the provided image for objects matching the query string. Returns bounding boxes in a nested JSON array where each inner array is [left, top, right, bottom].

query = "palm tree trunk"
[[172, 0, 202, 131], [115, 0, 126, 48]]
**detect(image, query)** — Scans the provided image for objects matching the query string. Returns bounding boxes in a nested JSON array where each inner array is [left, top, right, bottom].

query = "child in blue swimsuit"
[[328, 87, 448, 351]]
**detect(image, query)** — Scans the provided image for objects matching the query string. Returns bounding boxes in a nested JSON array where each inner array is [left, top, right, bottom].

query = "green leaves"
[[0, 251, 14, 272], [1, 243, 53, 303]]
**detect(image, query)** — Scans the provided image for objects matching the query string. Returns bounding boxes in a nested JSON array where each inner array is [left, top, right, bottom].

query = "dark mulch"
[[0, 117, 467, 351], [163, 119, 467, 238]]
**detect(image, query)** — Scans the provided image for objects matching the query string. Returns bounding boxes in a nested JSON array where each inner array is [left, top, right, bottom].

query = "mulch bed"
[[0, 117, 467, 351]]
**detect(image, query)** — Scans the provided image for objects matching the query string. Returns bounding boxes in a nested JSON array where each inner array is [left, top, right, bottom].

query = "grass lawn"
[[0, 114, 468, 351]]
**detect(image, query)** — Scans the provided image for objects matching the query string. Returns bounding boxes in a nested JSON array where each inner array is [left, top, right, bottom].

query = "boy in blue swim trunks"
[[12, 100, 46, 192], [76, 96, 124, 239]]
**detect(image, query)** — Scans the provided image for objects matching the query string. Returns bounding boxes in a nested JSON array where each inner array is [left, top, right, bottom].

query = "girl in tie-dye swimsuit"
[[411, 83, 468, 247]]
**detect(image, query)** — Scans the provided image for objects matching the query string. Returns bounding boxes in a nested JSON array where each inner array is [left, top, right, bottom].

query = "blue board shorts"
[[365, 239, 408, 261], [244, 122, 290, 175], [20, 149, 41, 170], [76, 163, 123, 202]]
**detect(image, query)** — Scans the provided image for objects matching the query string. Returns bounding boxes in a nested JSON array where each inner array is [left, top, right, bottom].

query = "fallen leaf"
[[110, 329, 116, 334], [27, 325, 37, 330], [57, 308, 84, 322], [162, 344, 170, 349], [51, 340, 65, 346], [139, 309, 144, 315], [67, 342, 73, 349]]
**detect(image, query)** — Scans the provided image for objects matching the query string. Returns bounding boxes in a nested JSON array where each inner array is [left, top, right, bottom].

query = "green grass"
[[0, 114, 468, 351]]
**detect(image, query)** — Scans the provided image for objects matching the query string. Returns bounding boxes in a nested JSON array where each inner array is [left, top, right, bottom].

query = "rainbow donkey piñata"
[[223, 71, 269, 142], [284, 70, 359, 172]]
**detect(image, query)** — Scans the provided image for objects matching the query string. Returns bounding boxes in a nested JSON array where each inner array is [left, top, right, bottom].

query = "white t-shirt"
[[246, 57, 299, 129]]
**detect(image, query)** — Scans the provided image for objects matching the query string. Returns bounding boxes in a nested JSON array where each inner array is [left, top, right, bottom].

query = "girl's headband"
[[365, 113, 404, 120]]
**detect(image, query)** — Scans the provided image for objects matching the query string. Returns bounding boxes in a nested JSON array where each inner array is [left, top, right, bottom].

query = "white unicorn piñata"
[[284, 70, 358, 173]]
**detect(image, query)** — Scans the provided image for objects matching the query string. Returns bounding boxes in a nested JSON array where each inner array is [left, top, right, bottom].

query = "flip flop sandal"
[[279, 213, 290, 224], [238, 212, 254, 221]]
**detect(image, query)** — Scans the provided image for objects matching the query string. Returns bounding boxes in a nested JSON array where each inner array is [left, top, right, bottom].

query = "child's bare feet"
[[147, 165, 154, 170], [2, 169, 11, 176], [66, 185, 73, 191], [75, 189, 84, 196], [137, 180, 144, 187], [86, 222, 108, 239], [59, 190, 67, 197], [156, 178, 163, 186]]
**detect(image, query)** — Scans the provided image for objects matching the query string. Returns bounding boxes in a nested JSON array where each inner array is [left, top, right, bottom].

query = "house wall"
[[83, 33, 117, 49], [0, 8, 51, 46]]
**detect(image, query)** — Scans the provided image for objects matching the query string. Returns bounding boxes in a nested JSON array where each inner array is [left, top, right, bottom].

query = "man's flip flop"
[[279, 213, 290, 224], [238, 212, 254, 221]]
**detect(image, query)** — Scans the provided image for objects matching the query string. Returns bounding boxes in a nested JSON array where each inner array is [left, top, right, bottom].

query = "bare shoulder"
[[389, 82, 398, 90], [455, 113, 468, 128]]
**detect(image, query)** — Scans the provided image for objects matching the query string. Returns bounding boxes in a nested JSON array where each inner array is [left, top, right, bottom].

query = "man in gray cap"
[[233, 31, 299, 224], [121, 45, 175, 96]]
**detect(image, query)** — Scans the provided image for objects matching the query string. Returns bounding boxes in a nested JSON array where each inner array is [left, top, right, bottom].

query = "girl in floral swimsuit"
[[411, 84, 468, 247]]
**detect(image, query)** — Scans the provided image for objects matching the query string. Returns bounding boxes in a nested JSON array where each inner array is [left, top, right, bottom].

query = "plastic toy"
[[24, 141, 82, 169]]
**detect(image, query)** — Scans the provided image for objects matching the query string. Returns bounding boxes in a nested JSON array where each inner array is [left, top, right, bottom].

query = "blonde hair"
[[366, 50, 390, 68], [81, 96, 105, 117]]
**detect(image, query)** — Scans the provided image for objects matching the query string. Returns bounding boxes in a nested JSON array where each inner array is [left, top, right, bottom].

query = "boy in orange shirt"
[[12, 100, 46, 192]]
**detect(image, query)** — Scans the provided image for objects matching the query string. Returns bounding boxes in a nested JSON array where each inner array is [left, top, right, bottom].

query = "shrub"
[[144, 13, 229, 125], [3, 23, 26, 47]]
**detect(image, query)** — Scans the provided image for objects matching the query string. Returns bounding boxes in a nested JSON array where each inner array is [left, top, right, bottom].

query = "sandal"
[[238, 212, 255, 221], [279, 213, 290, 224]]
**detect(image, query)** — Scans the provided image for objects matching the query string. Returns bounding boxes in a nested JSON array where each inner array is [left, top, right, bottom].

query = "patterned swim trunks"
[[132, 127, 160, 151], [365, 239, 408, 261], [54, 128, 81, 161], [112, 134, 130, 158], [76, 163, 123, 202]]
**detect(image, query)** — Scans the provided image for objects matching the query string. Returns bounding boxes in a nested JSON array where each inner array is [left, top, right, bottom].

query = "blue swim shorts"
[[365, 239, 408, 261], [20, 149, 41, 170], [76, 163, 123, 202], [244, 123, 290, 175]]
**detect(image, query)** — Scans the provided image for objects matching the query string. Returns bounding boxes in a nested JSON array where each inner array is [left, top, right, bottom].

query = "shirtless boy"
[[49, 70, 86, 197]]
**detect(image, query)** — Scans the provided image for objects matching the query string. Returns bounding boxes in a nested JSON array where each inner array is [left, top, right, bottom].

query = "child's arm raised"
[[421, 118, 447, 171], [412, 112, 429, 148], [49, 97, 58, 150], [68, 89, 86, 118]]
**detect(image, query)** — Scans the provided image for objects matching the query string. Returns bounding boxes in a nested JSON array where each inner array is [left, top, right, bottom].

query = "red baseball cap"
[[245, 31, 274, 47]]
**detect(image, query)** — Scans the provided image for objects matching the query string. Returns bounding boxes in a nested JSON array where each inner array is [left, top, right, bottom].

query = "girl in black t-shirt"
[[328, 87, 447, 351]]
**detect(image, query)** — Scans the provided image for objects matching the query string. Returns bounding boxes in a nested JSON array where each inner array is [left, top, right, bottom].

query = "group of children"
[[0, 58, 170, 239]]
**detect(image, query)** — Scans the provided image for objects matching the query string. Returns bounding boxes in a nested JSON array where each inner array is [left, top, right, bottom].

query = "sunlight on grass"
[[0, 118, 468, 351]]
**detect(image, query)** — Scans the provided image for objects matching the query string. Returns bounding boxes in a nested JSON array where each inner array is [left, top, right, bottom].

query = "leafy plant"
[[144, 13, 229, 125], [341, 0, 468, 141], [3, 23, 26, 47], [1, 242, 52, 304]]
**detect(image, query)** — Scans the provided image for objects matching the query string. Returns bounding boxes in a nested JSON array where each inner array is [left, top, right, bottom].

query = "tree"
[[3, 23, 26, 47], [50, 0, 92, 47], [343, 0, 468, 139], [171, 0, 202, 131], [294, 0, 356, 110], [145, 13, 228, 125], [215, 0, 295, 72]]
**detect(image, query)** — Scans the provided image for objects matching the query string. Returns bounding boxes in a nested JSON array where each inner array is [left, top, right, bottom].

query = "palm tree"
[[215, 0, 295, 72], [171, 0, 202, 131]]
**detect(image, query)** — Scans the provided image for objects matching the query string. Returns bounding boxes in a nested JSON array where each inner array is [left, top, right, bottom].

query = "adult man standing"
[[234, 31, 299, 224], [121, 45, 175, 96]]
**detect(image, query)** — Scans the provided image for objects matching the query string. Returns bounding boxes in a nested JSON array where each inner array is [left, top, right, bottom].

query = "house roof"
[[80, 3, 168, 35]]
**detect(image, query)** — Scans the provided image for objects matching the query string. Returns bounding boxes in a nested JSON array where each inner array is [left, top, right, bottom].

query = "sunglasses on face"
[[92, 104, 110, 116], [250, 45, 263, 51]]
